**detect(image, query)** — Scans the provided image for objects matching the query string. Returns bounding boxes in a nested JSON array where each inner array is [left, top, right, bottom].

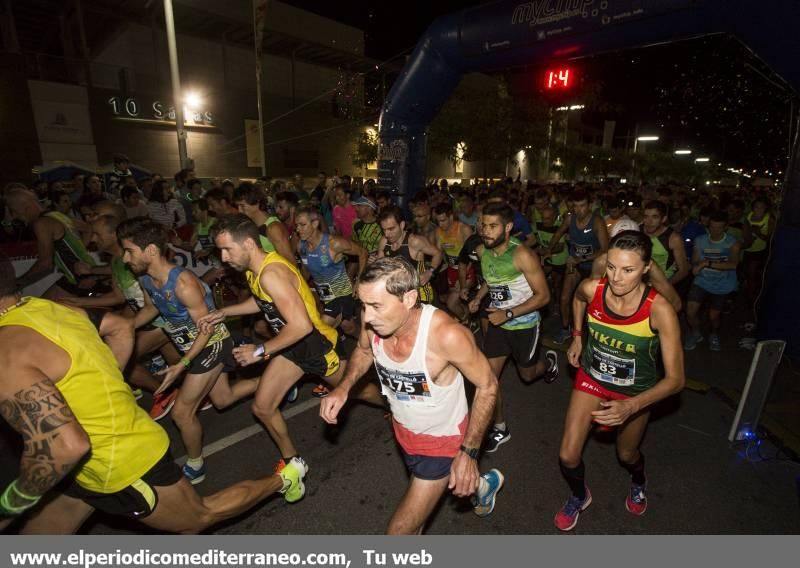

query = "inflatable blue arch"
[[377, 0, 800, 356]]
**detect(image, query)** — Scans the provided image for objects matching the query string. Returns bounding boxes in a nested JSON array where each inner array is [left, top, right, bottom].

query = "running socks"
[[559, 459, 586, 500], [621, 453, 646, 485], [494, 422, 507, 433], [186, 456, 204, 470]]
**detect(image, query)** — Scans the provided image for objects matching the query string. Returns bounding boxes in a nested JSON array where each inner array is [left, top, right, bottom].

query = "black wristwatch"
[[460, 445, 480, 459], [505, 309, 515, 321]]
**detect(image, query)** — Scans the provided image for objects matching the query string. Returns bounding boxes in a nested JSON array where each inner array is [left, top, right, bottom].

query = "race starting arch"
[[377, 0, 800, 357]]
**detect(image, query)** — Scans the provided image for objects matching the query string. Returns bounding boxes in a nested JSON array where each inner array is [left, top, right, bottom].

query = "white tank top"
[[371, 304, 469, 453]]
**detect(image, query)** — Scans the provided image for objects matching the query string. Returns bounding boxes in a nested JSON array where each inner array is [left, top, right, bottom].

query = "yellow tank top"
[[436, 220, 466, 267], [746, 211, 770, 252], [246, 252, 338, 347], [0, 298, 168, 493]]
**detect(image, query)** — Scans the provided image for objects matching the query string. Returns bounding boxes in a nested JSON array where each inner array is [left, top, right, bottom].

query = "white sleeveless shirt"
[[371, 304, 469, 456]]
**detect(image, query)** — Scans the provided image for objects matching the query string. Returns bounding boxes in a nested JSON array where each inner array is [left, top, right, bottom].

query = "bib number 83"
[[597, 361, 617, 375]]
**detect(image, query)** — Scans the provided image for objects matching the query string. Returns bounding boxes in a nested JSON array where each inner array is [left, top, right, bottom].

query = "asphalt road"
[[74, 320, 800, 535]]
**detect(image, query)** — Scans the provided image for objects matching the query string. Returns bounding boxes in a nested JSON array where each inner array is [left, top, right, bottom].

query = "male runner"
[[434, 202, 475, 319], [546, 189, 609, 344], [60, 215, 180, 420], [684, 210, 741, 352], [295, 206, 366, 338], [0, 263, 305, 534], [468, 202, 558, 453], [377, 206, 442, 304], [5, 188, 98, 298], [199, 215, 381, 477], [352, 196, 383, 261], [641, 200, 689, 285], [275, 191, 300, 237], [233, 182, 294, 261], [118, 218, 259, 484], [320, 257, 504, 534]]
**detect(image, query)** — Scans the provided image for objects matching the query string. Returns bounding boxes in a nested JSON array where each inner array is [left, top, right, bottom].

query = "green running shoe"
[[280, 457, 308, 503]]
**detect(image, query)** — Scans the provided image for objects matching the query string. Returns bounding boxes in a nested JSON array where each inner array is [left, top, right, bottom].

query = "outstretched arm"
[[0, 329, 90, 524], [434, 319, 498, 498]]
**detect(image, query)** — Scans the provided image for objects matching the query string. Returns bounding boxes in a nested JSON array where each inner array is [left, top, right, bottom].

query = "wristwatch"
[[460, 445, 480, 459], [505, 309, 515, 321]]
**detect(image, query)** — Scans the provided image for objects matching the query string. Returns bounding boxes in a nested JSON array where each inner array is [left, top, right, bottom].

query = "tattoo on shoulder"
[[0, 381, 79, 495]]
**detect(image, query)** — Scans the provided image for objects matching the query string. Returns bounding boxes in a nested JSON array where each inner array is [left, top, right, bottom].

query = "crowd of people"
[[0, 155, 780, 534]]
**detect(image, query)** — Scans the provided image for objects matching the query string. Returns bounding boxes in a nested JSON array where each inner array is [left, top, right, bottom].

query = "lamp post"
[[163, 0, 189, 169]]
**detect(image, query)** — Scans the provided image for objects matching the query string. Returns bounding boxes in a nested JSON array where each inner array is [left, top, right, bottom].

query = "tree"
[[352, 128, 378, 175], [428, 76, 550, 176]]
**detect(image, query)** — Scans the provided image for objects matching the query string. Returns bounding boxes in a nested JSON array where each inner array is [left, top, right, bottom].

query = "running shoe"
[[554, 487, 592, 531], [199, 397, 213, 412], [625, 480, 647, 516], [273, 458, 287, 474], [543, 350, 559, 384], [280, 457, 309, 503], [472, 469, 505, 517], [683, 332, 703, 351], [149, 389, 178, 421], [286, 385, 299, 403], [312, 384, 330, 398], [709, 334, 721, 352], [484, 426, 511, 453], [553, 327, 571, 344], [182, 462, 207, 485], [131, 388, 143, 400]]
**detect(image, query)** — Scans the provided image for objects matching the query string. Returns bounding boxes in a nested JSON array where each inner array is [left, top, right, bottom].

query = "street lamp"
[[632, 135, 658, 182], [674, 149, 692, 155], [633, 135, 659, 154], [695, 157, 710, 163], [184, 92, 202, 111]]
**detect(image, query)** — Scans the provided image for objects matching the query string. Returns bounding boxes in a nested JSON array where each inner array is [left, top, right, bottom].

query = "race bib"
[[167, 324, 196, 353], [255, 297, 286, 334], [488, 284, 511, 303], [377, 365, 434, 405], [575, 243, 593, 257], [316, 283, 334, 301], [590, 350, 635, 386]]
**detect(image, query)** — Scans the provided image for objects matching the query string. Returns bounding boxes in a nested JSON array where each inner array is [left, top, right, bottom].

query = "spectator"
[[121, 186, 150, 219], [139, 176, 154, 201], [181, 178, 205, 222], [107, 153, 132, 197], [146, 180, 186, 228]]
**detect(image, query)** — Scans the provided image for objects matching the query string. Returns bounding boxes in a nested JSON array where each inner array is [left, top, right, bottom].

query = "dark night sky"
[[289, 0, 793, 174]]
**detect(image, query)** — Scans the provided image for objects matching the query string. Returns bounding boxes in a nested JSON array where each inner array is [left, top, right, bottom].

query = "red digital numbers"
[[545, 67, 572, 89]]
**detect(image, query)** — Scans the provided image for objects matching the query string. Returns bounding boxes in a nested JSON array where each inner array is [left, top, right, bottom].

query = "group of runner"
[[1, 178, 721, 534]]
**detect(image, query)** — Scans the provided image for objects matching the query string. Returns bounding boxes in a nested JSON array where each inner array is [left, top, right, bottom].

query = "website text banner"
[[0, 536, 791, 568]]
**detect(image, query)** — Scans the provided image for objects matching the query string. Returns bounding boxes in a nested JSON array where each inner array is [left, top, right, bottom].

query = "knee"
[[559, 455, 581, 469], [170, 402, 194, 425], [252, 399, 278, 420], [616, 447, 640, 465], [212, 395, 231, 410], [559, 447, 582, 468]]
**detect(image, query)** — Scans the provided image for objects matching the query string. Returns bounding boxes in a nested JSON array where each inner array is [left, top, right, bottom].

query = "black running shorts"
[[483, 323, 542, 369]]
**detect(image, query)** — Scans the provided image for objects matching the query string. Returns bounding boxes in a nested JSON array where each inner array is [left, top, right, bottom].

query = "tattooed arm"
[[0, 327, 90, 525]]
